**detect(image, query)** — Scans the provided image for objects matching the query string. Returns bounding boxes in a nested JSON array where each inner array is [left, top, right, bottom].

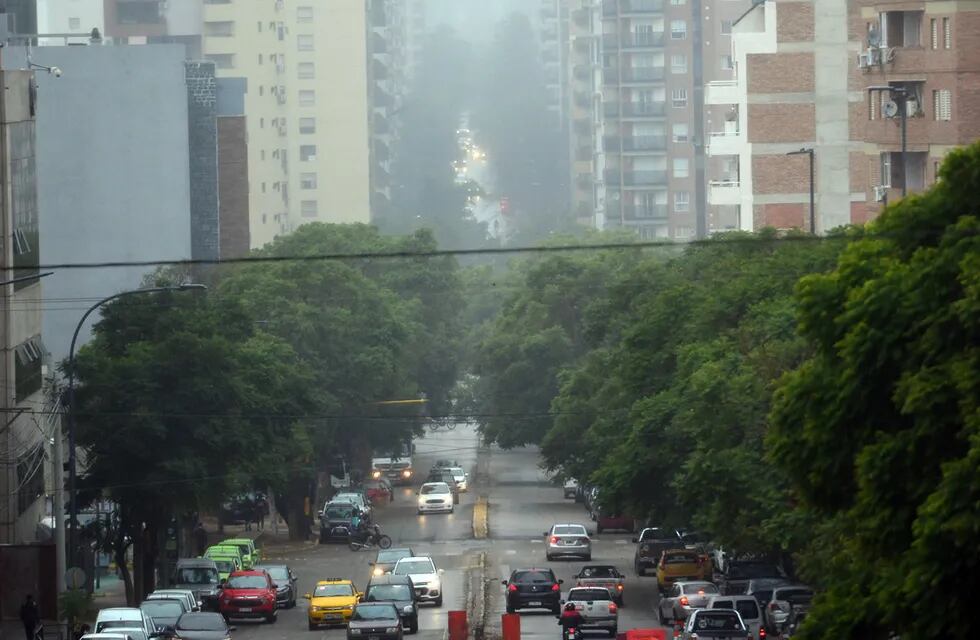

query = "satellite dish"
[[867, 24, 881, 48], [882, 100, 899, 118]]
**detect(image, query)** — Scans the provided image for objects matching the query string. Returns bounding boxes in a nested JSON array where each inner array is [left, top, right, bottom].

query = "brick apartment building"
[[706, 0, 980, 233]]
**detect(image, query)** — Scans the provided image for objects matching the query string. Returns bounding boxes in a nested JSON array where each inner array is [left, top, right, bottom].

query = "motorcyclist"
[[558, 602, 583, 639]]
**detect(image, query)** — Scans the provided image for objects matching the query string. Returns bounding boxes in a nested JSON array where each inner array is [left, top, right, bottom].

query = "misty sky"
[[423, 0, 537, 43]]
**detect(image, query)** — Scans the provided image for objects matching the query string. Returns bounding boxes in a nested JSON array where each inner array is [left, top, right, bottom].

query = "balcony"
[[604, 170, 668, 186], [706, 80, 739, 105], [603, 101, 667, 118], [603, 66, 665, 85], [706, 131, 743, 157], [603, 0, 664, 15], [602, 32, 665, 49], [708, 180, 741, 206], [623, 204, 669, 220], [604, 135, 667, 152]]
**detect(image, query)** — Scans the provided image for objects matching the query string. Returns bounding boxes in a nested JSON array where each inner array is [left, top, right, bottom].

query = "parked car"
[[571, 565, 625, 606], [219, 538, 260, 570], [140, 599, 187, 631], [94, 609, 156, 639], [502, 568, 563, 614], [720, 560, 785, 595], [217, 570, 278, 623], [657, 581, 719, 625], [363, 574, 419, 634], [330, 492, 373, 521], [305, 579, 361, 629], [545, 523, 592, 561], [172, 613, 233, 640], [681, 609, 749, 640], [657, 549, 711, 593], [764, 585, 813, 634], [563, 587, 618, 637], [392, 556, 444, 607], [562, 477, 579, 499], [593, 509, 635, 534], [364, 478, 394, 504], [171, 559, 222, 610], [371, 548, 416, 576], [417, 482, 454, 514], [319, 502, 359, 544], [346, 603, 403, 640], [632, 527, 682, 576], [254, 564, 297, 609], [146, 590, 198, 613], [707, 595, 765, 640]]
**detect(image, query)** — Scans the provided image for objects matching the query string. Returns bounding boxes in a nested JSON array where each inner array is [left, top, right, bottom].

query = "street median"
[[473, 496, 489, 539]]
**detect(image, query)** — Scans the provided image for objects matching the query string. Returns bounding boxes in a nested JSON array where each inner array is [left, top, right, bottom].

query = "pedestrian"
[[193, 521, 208, 556], [243, 497, 252, 531], [254, 495, 267, 531], [20, 595, 40, 640]]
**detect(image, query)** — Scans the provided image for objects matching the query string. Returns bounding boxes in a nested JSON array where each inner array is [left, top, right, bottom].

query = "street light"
[[65, 283, 207, 569], [786, 148, 815, 234], [868, 85, 909, 198]]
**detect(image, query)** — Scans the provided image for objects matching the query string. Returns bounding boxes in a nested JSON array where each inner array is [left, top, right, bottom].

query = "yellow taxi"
[[305, 579, 362, 630], [656, 549, 710, 593]]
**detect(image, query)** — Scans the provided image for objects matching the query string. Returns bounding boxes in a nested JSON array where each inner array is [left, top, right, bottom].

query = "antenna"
[[882, 100, 899, 118]]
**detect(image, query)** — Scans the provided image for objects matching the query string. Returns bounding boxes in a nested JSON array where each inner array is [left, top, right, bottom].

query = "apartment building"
[[705, 0, 863, 232], [541, 0, 567, 125], [855, 0, 980, 219], [560, 0, 747, 239]]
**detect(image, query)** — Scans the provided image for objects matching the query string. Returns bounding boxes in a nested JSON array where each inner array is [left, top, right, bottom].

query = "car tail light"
[[759, 628, 767, 639], [508, 584, 517, 592], [608, 603, 617, 614], [551, 536, 559, 544], [616, 584, 624, 591], [679, 596, 689, 606], [551, 583, 561, 592]]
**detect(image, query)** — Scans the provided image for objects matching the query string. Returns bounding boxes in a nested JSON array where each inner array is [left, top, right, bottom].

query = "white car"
[[447, 467, 468, 492], [94, 609, 156, 638], [707, 595, 765, 640], [417, 482, 454, 514], [146, 590, 199, 612], [563, 478, 579, 499], [393, 556, 445, 607]]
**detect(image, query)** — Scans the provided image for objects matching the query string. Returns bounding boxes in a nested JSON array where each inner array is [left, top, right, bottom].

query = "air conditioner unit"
[[857, 52, 871, 69], [873, 185, 889, 202], [906, 99, 919, 116]]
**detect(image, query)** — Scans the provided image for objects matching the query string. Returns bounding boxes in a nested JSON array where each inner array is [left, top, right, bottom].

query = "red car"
[[595, 510, 636, 533], [218, 570, 278, 623], [364, 478, 394, 504]]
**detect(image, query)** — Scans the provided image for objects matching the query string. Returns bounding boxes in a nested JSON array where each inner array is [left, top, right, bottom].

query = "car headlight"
[[372, 471, 381, 479], [311, 606, 320, 612], [402, 470, 412, 478], [385, 628, 399, 634], [373, 567, 384, 576], [350, 629, 362, 635], [403, 605, 414, 614]]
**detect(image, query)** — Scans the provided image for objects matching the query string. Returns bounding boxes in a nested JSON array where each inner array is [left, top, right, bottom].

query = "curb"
[[473, 496, 489, 539]]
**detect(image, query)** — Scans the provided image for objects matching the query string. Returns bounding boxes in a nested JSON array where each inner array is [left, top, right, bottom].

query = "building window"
[[15, 337, 43, 401], [943, 17, 952, 49], [299, 117, 316, 134], [671, 88, 688, 108], [297, 6, 314, 23], [297, 35, 314, 51], [10, 123, 39, 291], [670, 54, 687, 73], [207, 54, 235, 69], [673, 158, 690, 178], [721, 20, 732, 35], [300, 145, 317, 161], [881, 11, 922, 48], [670, 20, 687, 40], [930, 18, 938, 49], [672, 123, 689, 142], [674, 191, 690, 212], [298, 62, 315, 79], [675, 226, 694, 239], [933, 89, 951, 121], [671, 0, 686, 5], [301, 173, 318, 189], [204, 21, 235, 37], [299, 90, 316, 106], [69, 17, 81, 30], [301, 200, 318, 218], [17, 446, 44, 515], [720, 55, 733, 70], [881, 151, 927, 191], [117, 1, 163, 24]]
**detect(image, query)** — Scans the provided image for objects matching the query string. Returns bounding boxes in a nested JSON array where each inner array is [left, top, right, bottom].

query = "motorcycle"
[[561, 627, 584, 640], [348, 524, 392, 551]]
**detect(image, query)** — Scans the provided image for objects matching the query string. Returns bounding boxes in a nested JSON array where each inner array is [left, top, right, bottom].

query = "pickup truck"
[[632, 527, 682, 576], [572, 565, 625, 606], [681, 609, 751, 640], [563, 587, 618, 637]]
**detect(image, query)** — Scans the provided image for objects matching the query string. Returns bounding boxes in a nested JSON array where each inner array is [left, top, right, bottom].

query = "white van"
[[94, 608, 156, 638], [706, 595, 765, 640]]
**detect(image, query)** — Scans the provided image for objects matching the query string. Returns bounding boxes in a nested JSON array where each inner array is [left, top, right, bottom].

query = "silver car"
[[658, 580, 719, 625], [764, 585, 813, 634], [545, 523, 592, 561]]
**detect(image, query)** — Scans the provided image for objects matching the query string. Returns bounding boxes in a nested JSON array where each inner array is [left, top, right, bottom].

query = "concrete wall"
[[2, 45, 192, 362]]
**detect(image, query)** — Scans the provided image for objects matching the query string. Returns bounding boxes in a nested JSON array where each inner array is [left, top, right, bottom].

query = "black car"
[[364, 575, 419, 634], [255, 564, 297, 609], [721, 560, 785, 595], [424, 471, 460, 504], [319, 502, 358, 543], [172, 613, 233, 640], [346, 603, 403, 640], [502, 568, 563, 614], [172, 559, 222, 611], [372, 548, 416, 576]]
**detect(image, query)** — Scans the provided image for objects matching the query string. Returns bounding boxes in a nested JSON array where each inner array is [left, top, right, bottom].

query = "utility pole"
[[54, 415, 66, 595]]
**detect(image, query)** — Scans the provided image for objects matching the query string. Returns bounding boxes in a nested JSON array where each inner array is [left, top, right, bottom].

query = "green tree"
[[768, 144, 980, 639]]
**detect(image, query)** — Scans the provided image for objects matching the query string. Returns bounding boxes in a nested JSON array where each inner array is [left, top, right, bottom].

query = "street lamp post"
[[787, 148, 815, 233], [65, 284, 207, 569]]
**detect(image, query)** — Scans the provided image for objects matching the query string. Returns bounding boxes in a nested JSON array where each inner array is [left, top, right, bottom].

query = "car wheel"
[[506, 603, 516, 614], [658, 609, 664, 625], [552, 605, 562, 616], [596, 524, 603, 534], [584, 554, 592, 561], [308, 621, 316, 631], [418, 510, 423, 515], [266, 611, 277, 623], [546, 554, 554, 561], [608, 628, 617, 637], [410, 616, 419, 634], [434, 596, 443, 607]]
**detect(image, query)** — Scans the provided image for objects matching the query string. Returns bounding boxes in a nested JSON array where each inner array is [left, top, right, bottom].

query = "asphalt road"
[[239, 423, 668, 640]]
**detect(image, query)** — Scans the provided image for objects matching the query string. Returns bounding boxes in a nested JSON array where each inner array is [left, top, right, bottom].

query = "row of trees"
[[72, 224, 464, 603], [469, 144, 980, 638]]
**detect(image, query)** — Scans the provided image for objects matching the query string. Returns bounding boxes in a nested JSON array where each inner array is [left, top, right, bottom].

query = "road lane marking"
[[505, 549, 517, 555]]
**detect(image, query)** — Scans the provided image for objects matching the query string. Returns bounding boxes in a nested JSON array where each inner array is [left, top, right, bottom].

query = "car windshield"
[[176, 615, 226, 631], [365, 585, 413, 601], [579, 567, 617, 578], [394, 559, 435, 575], [352, 605, 398, 621], [569, 589, 609, 601], [261, 567, 289, 581], [420, 484, 450, 494], [226, 575, 268, 589], [325, 506, 354, 519], [315, 584, 354, 597], [377, 550, 412, 563], [106, 630, 145, 640], [554, 526, 586, 535], [694, 612, 743, 631], [213, 560, 235, 574], [777, 589, 814, 605], [449, 468, 464, 476], [97, 622, 139, 632], [683, 583, 718, 594], [176, 568, 218, 585], [513, 571, 555, 584], [665, 553, 699, 564], [140, 602, 182, 618], [640, 529, 676, 542]]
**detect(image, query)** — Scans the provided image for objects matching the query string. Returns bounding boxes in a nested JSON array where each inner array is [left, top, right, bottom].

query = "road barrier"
[[448, 610, 467, 640], [501, 613, 521, 640]]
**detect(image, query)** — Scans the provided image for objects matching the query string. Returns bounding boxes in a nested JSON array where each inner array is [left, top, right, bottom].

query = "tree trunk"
[[115, 534, 135, 605], [132, 533, 144, 604]]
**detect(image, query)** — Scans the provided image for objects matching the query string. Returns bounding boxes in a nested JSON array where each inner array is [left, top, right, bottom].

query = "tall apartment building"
[[561, 0, 747, 239], [855, 0, 980, 220], [704, 0, 864, 232], [541, 0, 567, 125]]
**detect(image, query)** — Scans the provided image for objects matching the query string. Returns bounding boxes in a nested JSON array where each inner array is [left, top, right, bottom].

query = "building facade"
[[0, 67, 48, 543]]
